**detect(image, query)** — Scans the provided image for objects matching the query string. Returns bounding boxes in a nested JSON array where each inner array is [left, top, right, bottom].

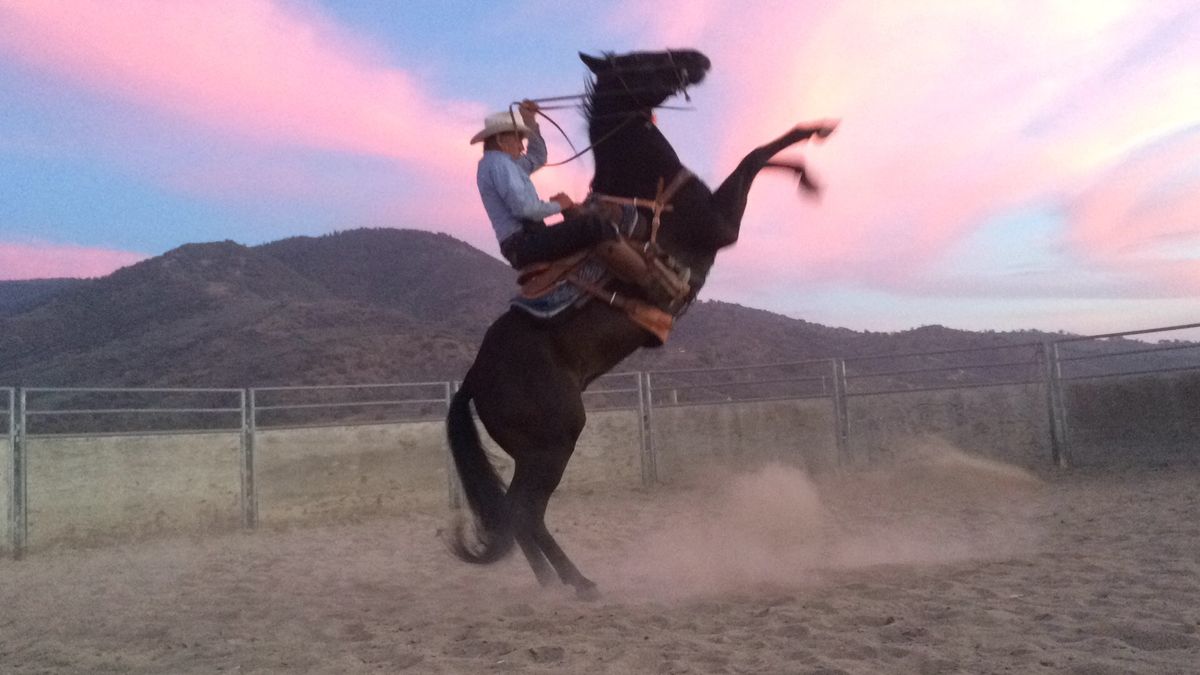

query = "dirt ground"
[[1, 443, 1198, 674]]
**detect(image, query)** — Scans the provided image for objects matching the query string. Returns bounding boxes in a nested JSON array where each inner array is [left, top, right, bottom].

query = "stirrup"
[[585, 201, 639, 238], [616, 204, 638, 234]]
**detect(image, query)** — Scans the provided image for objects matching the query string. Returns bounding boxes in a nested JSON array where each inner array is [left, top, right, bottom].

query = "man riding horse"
[[451, 49, 837, 599], [473, 99, 691, 312]]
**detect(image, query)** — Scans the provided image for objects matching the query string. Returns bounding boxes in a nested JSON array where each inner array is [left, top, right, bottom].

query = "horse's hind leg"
[[529, 481, 597, 599], [517, 448, 597, 598], [507, 463, 556, 587]]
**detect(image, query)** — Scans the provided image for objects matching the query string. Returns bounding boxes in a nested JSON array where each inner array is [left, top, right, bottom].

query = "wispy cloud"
[[0, 241, 146, 280], [1069, 126, 1200, 293], [0, 0, 482, 169]]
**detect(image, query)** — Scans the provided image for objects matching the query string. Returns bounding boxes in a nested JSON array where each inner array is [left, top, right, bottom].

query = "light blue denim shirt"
[[476, 126, 562, 244]]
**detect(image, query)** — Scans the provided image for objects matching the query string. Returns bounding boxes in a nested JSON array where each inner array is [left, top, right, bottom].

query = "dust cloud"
[[607, 437, 1044, 599]]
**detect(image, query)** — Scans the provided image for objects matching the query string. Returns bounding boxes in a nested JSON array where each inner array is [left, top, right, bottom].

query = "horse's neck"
[[590, 122, 683, 198]]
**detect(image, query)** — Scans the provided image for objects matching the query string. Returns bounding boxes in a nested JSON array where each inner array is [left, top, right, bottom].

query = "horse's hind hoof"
[[574, 581, 600, 601]]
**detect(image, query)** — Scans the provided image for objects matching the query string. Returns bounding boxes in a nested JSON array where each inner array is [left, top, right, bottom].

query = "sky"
[[1, 0, 1198, 339]]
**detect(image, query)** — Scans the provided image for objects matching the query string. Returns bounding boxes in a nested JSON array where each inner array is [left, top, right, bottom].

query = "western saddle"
[[516, 169, 696, 343]]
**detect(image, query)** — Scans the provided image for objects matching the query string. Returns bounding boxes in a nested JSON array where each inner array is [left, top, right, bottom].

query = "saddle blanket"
[[510, 258, 606, 319]]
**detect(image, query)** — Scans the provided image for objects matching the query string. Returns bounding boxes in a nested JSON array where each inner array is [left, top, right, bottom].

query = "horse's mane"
[[583, 70, 684, 198], [579, 53, 607, 121]]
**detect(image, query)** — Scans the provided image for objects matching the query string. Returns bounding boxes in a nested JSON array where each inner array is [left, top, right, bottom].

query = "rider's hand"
[[518, 99, 540, 126], [550, 193, 575, 211]]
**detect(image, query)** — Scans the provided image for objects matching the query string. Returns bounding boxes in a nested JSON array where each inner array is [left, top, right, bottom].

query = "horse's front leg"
[[710, 120, 837, 246]]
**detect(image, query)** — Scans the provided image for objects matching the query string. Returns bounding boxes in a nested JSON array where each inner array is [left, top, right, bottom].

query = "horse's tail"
[[446, 386, 514, 564]]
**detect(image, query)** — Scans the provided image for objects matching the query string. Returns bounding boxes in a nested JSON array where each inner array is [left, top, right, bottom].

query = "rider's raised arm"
[[517, 122, 548, 174]]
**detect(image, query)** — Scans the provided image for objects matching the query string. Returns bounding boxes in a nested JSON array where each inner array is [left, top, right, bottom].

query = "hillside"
[[0, 227, 1184, 388], [0, 278, 85, 318]]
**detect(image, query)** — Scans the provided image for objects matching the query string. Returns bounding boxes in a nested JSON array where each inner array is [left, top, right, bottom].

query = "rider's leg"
[[500, 214, 616, 269]]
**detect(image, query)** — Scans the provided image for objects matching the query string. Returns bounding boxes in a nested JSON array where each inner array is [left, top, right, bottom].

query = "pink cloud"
[[0, 242, 146, 280], [0, 0, 481, 172], [1070, 130, 1200, 247], [1068, 130, 1200, 295]]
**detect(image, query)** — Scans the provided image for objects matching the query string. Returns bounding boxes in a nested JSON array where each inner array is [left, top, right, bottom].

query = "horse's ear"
[[579, 52, 607, 73]]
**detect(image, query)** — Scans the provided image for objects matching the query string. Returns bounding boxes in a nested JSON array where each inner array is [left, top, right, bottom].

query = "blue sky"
[[1, 1, 1197, 339]]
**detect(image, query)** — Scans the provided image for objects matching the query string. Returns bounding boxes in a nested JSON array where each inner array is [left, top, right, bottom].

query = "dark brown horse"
[[448, 49, 836, 598]]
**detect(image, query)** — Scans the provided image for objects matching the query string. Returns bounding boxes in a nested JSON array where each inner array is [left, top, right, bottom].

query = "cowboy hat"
[[470, 110, 532, 144]]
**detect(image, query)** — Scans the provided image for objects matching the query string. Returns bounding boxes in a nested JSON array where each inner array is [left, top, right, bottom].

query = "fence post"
[[445, 381, 463, 509], [830, 359, 850, 465], [639, 372, 658, 486], [1040, 342, 1071, 468], [240, 389, 258, 529], [10, 388, 27, 559], [635, 373, 651, 486], [3, 389, 7, 557], [4, 388, 11, 558]]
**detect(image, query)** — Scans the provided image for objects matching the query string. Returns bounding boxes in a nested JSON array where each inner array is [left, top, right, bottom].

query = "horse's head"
[[580, 49, 710, 114], [583, 49, 719, 292]]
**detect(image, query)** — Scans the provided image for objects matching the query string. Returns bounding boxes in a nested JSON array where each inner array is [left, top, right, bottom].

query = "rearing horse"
[[448, 49, 836, 598]]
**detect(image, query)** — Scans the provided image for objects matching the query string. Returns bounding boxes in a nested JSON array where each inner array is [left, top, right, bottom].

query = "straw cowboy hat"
[[470, 110, 532, 144]]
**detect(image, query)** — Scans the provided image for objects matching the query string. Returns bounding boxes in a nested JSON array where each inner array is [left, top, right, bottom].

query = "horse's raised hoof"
[[810, 119, 839, 141], [791, 119, 839, 144]]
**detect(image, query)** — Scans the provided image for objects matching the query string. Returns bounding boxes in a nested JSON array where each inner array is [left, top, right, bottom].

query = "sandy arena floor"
[[1, 445, 1198, 674]]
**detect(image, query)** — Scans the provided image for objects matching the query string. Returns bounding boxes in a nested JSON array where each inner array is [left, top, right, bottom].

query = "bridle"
[[611, 50, 694, 106], [507, 52, 697, 167]]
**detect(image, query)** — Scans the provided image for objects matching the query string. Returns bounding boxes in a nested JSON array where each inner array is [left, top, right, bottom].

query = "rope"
[[504, 77, 696, 167], [541, 111, 639, 167], [509, 101, 646, 168]]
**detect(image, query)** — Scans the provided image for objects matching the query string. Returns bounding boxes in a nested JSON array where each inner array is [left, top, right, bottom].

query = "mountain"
[[0, 228, 1187, 388], [0, 231, 490, 386], [0, 279, 85, 317], [255, 229, 513, 328]]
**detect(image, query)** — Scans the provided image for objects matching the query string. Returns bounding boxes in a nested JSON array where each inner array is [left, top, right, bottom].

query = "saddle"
[[515, 170, 696, 344], [517, 251, 590, 297]]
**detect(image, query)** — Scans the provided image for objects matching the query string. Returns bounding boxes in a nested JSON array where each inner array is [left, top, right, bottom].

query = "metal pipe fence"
[[841, 342, 1046, 396], [20, 387, 245, 437], [1048, 324, 1200, 467], [646, 358, 832, 406], [250, 382, 452, 431], [579, 372, 643, 412], [3, 322, 1196, 557]]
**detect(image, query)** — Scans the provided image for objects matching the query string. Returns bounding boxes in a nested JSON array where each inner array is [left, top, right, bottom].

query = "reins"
[[507, 98, 680, 168], [532, 110, 640, 168], [505, 58, 696, 167]]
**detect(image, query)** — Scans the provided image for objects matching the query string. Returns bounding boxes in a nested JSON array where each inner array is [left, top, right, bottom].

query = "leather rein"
[[509, 51, 696, 168]]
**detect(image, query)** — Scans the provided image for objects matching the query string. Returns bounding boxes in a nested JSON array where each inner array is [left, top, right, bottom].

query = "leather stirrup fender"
[[567, 271, 674, 345], [517, 250, 591, 298]]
